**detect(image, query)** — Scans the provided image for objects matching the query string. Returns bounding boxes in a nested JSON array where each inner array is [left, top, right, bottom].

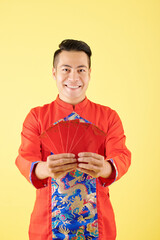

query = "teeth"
[[66, 85, 80, 89]]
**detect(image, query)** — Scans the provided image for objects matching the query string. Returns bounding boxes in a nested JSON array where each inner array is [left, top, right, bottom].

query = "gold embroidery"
[[54, 175, 97, 220], [70, 195, 84, 215], [59, 225, 70, 240], [78, 215, 86, 223], [86, 220, 98, 237]]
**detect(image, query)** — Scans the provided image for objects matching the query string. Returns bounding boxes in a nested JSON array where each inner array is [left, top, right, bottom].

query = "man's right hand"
[[35, 153, 77, 180]]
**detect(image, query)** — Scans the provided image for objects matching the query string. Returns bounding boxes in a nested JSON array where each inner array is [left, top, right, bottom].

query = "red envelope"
[[40, 119, 106, 156]]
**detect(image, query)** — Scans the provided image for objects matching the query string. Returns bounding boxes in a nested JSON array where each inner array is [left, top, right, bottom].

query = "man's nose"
[[68, 70, 79, 81]]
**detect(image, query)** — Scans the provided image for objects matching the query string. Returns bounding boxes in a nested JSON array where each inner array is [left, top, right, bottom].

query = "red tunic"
[[16, 96, 131, 240]]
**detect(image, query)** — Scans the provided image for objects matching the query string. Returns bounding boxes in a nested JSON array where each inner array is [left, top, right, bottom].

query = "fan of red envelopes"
[[39, 119, 106, 157]]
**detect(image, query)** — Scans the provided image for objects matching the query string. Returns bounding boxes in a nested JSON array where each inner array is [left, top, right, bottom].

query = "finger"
[[78, 163, 100, 172], [78, 152, 103, 160], [77, 168, 98, 178], [49, 163, 78, 173], [47, 159, 77, 170], [51, 170, 69, 179], [48, 158, 77, 167], [78, 157, 102, 167], [48, 153, 75, 160]]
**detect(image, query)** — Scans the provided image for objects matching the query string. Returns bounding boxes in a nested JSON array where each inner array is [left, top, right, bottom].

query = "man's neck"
[[58, 95, 86, 106]]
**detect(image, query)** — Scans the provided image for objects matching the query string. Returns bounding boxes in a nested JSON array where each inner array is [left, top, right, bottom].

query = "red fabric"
[[96, 181, 117, 239], [15, 95, 131, 239], [40, 119, 106, 158]]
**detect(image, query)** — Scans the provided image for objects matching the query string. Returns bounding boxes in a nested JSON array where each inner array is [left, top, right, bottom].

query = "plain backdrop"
[[0, 0, 160, 239]]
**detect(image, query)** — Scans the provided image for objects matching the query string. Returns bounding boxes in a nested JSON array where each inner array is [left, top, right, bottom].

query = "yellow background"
[[0, 0, 160, 239]]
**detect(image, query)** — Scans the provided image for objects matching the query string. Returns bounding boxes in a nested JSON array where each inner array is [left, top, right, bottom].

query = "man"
[[16, 39, 131, 240]]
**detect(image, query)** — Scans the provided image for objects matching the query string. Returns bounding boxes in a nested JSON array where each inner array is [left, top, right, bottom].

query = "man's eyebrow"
[[77, 65, 88, 68], [60, 64, 72, 68], [60, 64, 88, 68]]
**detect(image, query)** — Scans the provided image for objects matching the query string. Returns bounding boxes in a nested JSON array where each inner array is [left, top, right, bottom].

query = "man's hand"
[[77, 152, 112, 178], [35, 153, 77, 179]]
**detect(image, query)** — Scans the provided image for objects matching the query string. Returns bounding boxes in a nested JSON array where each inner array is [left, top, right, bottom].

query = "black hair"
[[53, 39, 92, 68]]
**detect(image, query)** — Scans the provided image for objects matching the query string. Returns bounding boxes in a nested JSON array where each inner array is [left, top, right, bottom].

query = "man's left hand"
[[77, 152, 112, 178]]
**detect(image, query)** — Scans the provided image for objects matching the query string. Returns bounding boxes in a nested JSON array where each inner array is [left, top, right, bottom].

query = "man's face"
[[52, 50, 91, 105]]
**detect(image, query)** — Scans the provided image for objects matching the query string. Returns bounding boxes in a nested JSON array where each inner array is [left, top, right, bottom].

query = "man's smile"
[[64, 84, 82, 89]]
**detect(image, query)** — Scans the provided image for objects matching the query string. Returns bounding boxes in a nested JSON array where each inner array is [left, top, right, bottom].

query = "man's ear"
[[52, 67, 56, 80], [88, 68, 91, 80]]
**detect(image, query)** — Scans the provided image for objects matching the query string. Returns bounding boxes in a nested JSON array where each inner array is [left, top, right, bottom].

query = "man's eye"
[[62, 68, 69, 72], [79, 69, 85, 72]]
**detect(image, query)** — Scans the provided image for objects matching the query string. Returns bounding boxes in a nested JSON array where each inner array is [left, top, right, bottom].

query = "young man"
[[16, 39, 131, 240]]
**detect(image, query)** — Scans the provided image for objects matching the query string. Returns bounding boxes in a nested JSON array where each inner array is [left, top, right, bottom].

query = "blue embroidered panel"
[[51, 112, 99, 240]]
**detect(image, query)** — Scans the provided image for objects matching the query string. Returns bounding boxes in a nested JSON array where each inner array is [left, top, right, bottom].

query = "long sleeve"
[[98, 110, 131, 186], [15, 109, 48, 189], [105, 110, 131, 181]]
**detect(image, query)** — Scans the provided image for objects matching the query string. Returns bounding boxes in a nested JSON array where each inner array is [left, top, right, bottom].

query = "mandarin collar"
[[55, 95, 88, 111]]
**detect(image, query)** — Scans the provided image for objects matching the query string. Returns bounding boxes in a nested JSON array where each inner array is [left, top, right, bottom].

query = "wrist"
[[100, 161, 112, 179], [35, 162, 49, 180]]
